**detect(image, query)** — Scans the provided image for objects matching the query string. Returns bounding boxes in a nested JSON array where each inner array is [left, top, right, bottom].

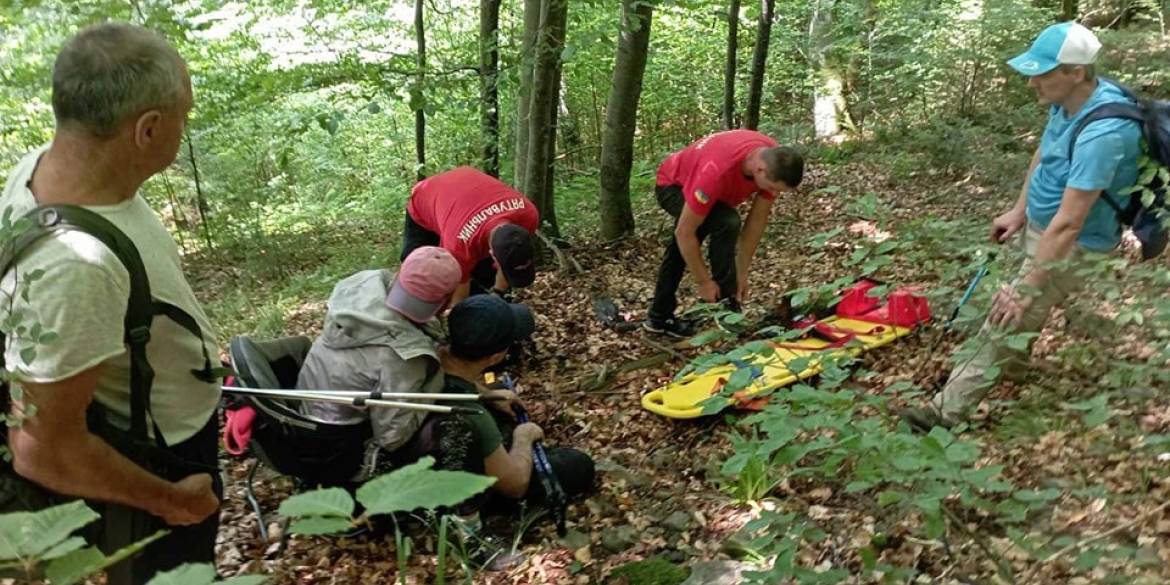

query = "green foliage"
[[279, 456, 495, 584], [147, 564, 268, 585], [608, 556, 690, 585], [0, 501, 253, 584], [0, 500, 99, 561], [279, 457, 496, 525]]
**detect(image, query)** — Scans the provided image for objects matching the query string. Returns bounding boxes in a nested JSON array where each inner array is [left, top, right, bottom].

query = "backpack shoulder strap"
[[1066, 102, 1146, 217], [1067, 102, 1145, 162], [0, 205, 157, 443]]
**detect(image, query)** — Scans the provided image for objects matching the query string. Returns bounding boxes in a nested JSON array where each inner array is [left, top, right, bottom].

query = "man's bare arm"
[[1021, 186, 1100, 289], [483, 431, 538, 498], [674, 206, 721, 302], [450, 281, 472, 305], [736, 196, 774, 278], [8, 366, 218, 526]]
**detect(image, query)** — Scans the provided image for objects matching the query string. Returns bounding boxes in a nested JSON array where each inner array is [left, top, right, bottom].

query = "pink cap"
[[386, 246, 462, 323]]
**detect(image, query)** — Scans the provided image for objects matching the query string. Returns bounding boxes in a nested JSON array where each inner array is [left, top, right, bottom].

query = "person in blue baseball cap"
[[901, 21, 1142, 433]]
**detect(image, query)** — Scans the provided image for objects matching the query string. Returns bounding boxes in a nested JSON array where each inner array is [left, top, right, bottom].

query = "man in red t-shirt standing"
[[645, 130, 804, 337], [403, 167, 540, 303]]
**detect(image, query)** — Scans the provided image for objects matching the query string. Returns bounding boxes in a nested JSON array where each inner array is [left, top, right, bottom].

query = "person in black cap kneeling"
[[389, 295, 594, 568]]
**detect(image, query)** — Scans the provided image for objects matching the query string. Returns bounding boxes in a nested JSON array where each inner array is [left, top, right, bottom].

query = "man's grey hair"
[[1060, 63, 1096, 82], [52, 22, 186, 139]]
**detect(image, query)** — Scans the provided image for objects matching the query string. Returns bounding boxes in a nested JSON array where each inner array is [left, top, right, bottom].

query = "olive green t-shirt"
[[445, 375, 503, 460]]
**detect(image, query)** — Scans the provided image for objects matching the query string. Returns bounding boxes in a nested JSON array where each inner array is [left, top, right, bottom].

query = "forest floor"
[[190, 156, 1170, 585]]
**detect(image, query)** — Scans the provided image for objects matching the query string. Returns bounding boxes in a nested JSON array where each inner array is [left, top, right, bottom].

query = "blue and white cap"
[[1007, 22, 1100, 76]]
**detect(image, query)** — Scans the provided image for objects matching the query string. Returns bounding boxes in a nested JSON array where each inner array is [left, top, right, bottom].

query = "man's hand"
[[157, 473, 219, 526], [513, 422, 544, 444], [698, 280, 720, 303], [735, 275, 750, 303], [991, 208, 1026, 244], [485, 389, 523, 420], [988, 285, 1032, 328]]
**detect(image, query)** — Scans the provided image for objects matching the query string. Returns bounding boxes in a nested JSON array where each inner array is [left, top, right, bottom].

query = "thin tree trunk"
[[744, 0, 774, 131], [480, 0, 502, 177], [185, 134, 213, 251], [723, 0, 741, 130], [598, 0, 653, 240], [414, 0, 426, 180], [524, 0, 567, 237], [515, 0, 543, 189], [810, 0, 843, 138]]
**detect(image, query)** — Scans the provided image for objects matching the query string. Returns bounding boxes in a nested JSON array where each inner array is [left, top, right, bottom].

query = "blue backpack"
[[1068, 78, 1170, 260]]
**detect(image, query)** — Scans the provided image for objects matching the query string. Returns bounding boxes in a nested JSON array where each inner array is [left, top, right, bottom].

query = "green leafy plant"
[[0, 501, 264, 585], [278, 456, 496, 585]]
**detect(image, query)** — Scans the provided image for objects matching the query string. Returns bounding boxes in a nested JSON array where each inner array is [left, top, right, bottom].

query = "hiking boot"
[[897, 407, 956, 434], [643, 318, 698, 338]]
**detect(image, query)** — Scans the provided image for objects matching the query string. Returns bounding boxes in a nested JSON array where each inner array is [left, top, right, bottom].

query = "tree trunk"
[[744, 0, 774, 131], [598, 0, 653, 240], [810, 0, 843, 138], [414, 0, 426, 180], [480, 0, 502, 177], [722, 0, 741, 130], [515, 0, 543, 189], [523, 0, 567, 237], [1061, 0, 1076, 20]]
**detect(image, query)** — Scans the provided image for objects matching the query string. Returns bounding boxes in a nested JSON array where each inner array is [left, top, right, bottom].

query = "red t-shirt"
[[407, 167, 539, 281], [656, 129, 779, 215]]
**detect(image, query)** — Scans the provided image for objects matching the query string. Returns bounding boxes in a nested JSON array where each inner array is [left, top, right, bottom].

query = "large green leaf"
[[145, 563, 216, 585], [0, 501, 99, 559], [39, 536, 87, 560], [44, 546, 105, 585], [140, 561, 263, 584], [355, 456, 496, 516], [288, 516, 354, 535], [277, 487, 354, 518]]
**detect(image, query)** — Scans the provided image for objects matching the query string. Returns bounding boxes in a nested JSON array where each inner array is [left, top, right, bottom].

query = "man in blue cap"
[[901, 22, 1142, 432]]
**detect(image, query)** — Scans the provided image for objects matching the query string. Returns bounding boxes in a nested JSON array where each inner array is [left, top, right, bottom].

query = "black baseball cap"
[[448, 295, 536, 361], [490, 224, 537, 288]]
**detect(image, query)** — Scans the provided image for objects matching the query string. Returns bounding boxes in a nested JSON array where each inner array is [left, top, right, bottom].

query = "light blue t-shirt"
[[1027, 81, 1142, 251]]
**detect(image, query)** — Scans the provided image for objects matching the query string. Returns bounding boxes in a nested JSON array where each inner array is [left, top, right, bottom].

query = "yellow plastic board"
[[641, 317, 915, 419]]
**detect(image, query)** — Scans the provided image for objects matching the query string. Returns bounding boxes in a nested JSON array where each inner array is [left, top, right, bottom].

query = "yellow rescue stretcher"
[[641, 281, 930, 419]]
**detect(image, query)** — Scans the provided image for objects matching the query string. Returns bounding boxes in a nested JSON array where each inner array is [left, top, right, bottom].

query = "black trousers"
[[0, 414, 222, 585], [647, 185, 741, 322], [401, 213, 497, 295], [101, 415, 223, 585], [389, 411, 595, 512]]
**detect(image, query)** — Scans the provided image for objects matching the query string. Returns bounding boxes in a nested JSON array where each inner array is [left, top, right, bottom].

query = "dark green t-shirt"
[[444, 375, 504, 460]]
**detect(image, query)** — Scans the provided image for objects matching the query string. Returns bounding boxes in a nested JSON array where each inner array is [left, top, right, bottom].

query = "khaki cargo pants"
[[931, 222, 1103, 421]]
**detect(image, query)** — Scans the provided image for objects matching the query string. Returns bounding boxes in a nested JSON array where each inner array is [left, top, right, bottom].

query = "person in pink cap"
[[295, 246, 464, 478]]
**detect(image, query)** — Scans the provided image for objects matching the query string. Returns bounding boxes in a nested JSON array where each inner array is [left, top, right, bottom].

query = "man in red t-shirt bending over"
[[645, 130, 804, 338], [403, 167, 540, 303]]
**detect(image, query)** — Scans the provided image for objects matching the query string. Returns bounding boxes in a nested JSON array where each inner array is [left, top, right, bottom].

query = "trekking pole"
[[501, 374, 568, 537], [923, 250, 999, 390], [219, 387, 505, 402], [220, 387, 482, 414], [942, 249, 997, 331]]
